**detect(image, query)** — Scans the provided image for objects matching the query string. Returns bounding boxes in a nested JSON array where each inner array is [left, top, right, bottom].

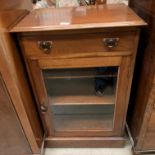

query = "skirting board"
[[45, 137, 126, 148]]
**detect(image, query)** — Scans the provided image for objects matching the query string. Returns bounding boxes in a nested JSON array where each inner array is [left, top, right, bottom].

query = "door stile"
[[27, 58, 55, 136]]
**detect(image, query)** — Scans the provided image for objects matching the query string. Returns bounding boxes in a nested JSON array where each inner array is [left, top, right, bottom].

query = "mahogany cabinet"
[[127, 0, 155, 153], [11, 4, 145, 148], [0, 0, 43, 154]]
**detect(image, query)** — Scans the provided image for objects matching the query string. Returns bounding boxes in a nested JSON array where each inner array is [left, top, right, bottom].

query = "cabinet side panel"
[[0, 74, 32, 155], [0, 32, 43, 153], [128, 0, 155, 151]]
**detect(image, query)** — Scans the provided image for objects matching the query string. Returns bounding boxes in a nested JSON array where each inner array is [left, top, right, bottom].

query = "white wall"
[[107, 0, 128, 5]]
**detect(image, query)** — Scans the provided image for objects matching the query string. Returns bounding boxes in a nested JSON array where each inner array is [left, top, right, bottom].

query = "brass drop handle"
[[103, 38, 120, 49], [38, 41, 53, 54], [40, 105, 48, 114]]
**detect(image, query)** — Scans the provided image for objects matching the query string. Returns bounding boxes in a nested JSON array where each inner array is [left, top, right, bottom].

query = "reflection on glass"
[[43, 67, 118, 132]]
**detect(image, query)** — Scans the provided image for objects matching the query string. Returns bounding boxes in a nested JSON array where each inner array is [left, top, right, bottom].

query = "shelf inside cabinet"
[[49, 95, 115, 106], [45, 67, 117, 105], [45, 73, 117, 80], [44, 68, 118, 79], [54, 113, 113, 131], [51, 104, 114, 131]]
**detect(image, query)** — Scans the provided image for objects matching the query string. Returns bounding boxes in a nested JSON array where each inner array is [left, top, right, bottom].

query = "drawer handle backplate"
[[103, 38, 120, 49], [38, 41, 53, 54]]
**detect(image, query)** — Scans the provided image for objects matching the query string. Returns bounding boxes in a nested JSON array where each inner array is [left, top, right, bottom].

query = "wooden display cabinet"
[[128, 0, 155, 153], [11, 4, 146, 148]]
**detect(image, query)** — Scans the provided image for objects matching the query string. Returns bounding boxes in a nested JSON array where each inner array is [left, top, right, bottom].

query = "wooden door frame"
[[27, 56, 131, 137]]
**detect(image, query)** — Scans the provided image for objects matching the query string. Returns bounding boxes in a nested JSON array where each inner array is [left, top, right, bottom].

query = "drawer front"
[[21, 32, 136, 58]]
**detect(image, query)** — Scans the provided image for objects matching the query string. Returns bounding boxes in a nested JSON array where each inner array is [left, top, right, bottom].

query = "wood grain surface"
[[0, 74, 32, 155], [128, 0, 155, 153], [11, 4, 146, 32]]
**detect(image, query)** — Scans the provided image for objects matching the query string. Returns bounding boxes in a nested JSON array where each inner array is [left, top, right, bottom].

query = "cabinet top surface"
[[10, 4, 146, 32]]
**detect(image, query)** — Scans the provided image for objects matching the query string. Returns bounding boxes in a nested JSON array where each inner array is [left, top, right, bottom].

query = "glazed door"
[[28, 56, 130, 137]]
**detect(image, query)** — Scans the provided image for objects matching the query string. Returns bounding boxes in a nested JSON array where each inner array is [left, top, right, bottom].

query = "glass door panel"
[[52, 105, 114, 131], [43, 67, 118, 133]]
